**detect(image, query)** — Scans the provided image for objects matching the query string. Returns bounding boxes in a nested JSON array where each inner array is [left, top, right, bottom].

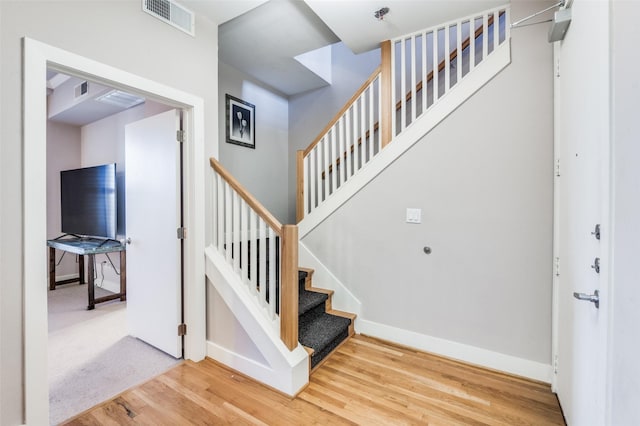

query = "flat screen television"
[[60, 163, 117, 239]]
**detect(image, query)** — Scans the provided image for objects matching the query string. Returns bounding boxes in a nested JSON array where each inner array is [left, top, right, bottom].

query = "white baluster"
[[377, 77, 382, 152], [422, 31, 427, 115], [410, 34, 417, 124], [345, 106, 352, 179], [360, 93, 366, 164], [249, 209, 257, 295], [224, 182, 232, 264], [217, 175, 224, 252], [258, 219, 267, 307], [322, 136, 329, 201], [391, 40, 396, 137], [330, 128, 337, 193], [483, 13, 488, 62], [400, 37, 407, 132], [339, 116, 346, 185], [268, 228, 276, 319], [232, 191, 240, 273], [368, 84, 374, 161], [240, 199, 248, 286], [303, 154, 309, 215], [212, 173, 218, 247], [505, 8, 511, 43], [433, 28, 439, 101], [309, 148, 316, 213], [444, 25, 450, 92], [493, 11, 498, 51], [470, 18, 476, 71], [457, 21, 462, 84]]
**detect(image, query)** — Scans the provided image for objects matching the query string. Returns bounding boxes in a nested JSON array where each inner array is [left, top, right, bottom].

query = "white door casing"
[[553, 1, 611, 424], [125, 109, 182, 358], [23, 38, 207, 425]]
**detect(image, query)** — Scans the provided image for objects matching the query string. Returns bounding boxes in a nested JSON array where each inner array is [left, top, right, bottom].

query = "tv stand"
[[47, 237, 126, 310]]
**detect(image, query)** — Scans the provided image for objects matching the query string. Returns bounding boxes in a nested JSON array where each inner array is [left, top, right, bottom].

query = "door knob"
[[126, 237, 132, 245], [573, 290, 599, 309]]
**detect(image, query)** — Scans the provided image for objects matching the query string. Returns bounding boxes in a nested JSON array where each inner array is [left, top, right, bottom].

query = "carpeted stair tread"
[[298, 312, 351, 355], [299, 290, 328, 316]]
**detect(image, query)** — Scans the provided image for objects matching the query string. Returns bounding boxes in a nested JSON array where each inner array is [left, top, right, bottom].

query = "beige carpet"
[[48, 283, 181, 425]]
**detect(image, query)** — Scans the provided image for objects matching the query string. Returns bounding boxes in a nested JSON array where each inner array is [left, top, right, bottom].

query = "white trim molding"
[[358, 319, 553, 383]]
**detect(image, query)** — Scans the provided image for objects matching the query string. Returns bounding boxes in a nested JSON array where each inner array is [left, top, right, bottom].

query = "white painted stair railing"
[[297, 4, 510, 226], [205, 158, 308, 396]]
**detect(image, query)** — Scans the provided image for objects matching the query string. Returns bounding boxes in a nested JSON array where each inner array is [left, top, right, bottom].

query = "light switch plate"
[[406, 208, 421, 224]]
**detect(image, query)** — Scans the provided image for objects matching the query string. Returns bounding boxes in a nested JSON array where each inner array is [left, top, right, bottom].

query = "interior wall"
[[218, 62, 290, 223], [47, 120, 82, 276], [288, 42, 381, 221], [610, 1, 640, 423], [302, 1, 554, 366], [0, 2, 218, 423]]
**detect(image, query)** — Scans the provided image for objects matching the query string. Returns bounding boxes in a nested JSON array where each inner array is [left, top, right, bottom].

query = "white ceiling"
[[306, 0, 509, 53], [189, 0, 511, 96], [217, 0, 340, 96]]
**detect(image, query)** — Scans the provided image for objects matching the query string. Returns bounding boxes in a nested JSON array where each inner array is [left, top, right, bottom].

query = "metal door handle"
[[573, 290, 599, 309]]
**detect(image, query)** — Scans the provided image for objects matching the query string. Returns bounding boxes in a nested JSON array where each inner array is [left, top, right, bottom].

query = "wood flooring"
[[62, 335, 565, 425]]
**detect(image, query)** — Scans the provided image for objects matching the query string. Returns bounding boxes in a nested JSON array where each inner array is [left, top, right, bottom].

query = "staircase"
[[298, 268, 355, 369], [206, 3, 511, 397]]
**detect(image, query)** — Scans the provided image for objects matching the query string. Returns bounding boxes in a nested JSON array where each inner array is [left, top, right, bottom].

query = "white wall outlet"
[[406, 208, 422, 224]]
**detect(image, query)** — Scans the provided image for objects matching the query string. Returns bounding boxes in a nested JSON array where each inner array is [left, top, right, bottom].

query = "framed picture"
[[226, 94, 255, 149]]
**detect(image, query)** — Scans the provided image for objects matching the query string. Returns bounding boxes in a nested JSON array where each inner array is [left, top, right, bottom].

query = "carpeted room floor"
[[48, 283, 181, 425]]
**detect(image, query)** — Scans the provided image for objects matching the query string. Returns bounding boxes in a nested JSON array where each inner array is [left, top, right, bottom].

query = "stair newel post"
[[280, 224, 299, 350], [296, 150, 304, 223], [380, 40, 392, 147]]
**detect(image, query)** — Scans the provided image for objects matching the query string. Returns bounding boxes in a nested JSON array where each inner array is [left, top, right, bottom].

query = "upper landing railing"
[[297, 5, 510, 222]]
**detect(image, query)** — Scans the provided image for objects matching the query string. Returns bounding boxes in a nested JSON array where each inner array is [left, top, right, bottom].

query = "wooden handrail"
[[210, 157, 283, 235], [303, 66, 382, 157]]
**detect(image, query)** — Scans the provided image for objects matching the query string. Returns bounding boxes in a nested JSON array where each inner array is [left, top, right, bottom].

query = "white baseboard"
[[54, 273, 79, 282], [357, 319, 552, 383]]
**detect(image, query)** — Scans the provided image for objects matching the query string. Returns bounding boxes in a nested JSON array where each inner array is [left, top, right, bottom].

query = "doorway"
[[45, 72, 185, 423], [24, 38, 207, 425]]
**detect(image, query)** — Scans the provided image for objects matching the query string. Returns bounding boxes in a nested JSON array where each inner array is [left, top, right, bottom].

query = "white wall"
[[0, 2, 218, 423], [610, 1, 640, 423], [47, 120, 82, 277], [302, 1, 554, 369], [288, 42, 381, 221], [218, 62, 290, 223]]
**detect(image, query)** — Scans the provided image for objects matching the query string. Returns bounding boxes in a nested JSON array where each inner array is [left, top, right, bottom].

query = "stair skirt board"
[[357, 319, 553, 383], [205, 247, 309, 396]]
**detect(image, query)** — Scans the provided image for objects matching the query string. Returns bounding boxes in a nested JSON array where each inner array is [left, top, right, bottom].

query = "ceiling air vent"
[[142, 0, 194, 36]]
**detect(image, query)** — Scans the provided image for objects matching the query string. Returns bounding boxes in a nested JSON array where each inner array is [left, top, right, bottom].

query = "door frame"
[[23, 37, 207, 425]]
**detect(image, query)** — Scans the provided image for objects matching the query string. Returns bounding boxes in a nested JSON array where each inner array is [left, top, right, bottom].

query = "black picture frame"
[[226, 94, 255, 149]]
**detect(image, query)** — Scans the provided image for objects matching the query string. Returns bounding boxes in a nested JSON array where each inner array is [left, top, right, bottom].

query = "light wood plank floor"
[[63, 335, 565, 425]]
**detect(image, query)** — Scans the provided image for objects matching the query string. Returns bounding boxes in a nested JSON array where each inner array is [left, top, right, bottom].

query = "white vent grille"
[[143, 0, 194, 36]]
